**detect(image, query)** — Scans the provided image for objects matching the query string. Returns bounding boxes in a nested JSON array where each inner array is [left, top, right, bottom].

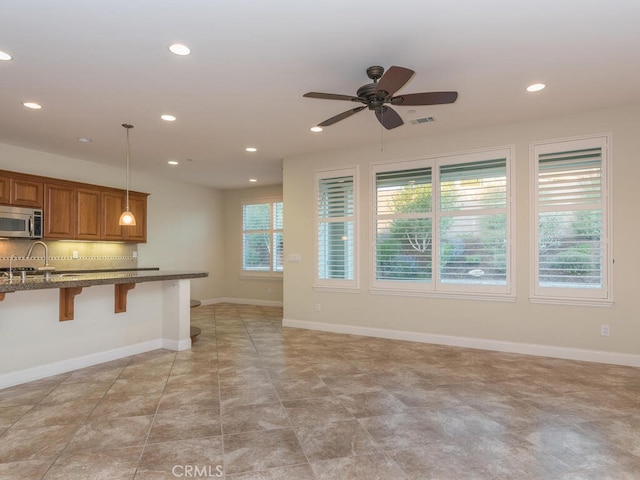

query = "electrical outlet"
[[315, 303, 321, 313], [72, 251, 79, 259], [600, 324, 610, 336], [288, 254, 301, 262]]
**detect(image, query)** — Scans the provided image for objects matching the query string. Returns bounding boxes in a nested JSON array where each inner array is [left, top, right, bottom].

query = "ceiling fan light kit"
[[304, 65, 458, 130]]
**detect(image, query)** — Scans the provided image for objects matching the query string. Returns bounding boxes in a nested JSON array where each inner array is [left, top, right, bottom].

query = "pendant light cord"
[[122, 123, 134, 211]]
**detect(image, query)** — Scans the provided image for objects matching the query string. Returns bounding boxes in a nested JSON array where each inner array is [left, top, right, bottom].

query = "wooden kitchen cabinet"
[[101, 191, 124, 241], [1, 169, 148, 243], [44, 183, 76, 239], [76, 188, 101, 240], [101, 191, 148, 242], [0, 172, 44, 208], [10, 177, 43, 207], [123, 192, 147, 243], [0, 175, 9, 204]]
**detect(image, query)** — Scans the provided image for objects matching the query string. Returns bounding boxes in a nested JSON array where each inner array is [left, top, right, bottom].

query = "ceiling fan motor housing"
[[303, 65, 458, 129], [357, 83, 386, 110]]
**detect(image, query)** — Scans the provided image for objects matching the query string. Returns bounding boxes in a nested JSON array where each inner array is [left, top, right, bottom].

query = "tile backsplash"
[[0, 239, 138, 271]]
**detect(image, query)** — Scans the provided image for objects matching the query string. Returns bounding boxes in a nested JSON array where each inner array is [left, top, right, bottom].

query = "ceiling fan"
[[304, 65, 458, 130]]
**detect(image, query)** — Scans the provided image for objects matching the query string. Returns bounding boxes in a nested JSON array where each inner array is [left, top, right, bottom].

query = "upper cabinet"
[[0, 172, 44, 207], [76, 188, 101, 240], [1, 169, 148, 243], [44, 183, 76, 239], [101, 190, 124, 241], [0, 175, 8, 204], [124, 192, 147, 243], [100, 191, 148, 242]]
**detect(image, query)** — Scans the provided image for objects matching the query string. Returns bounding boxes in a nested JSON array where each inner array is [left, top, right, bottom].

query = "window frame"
[[314, 167, 359, 291], [370, 147, 515, 300], [530, 133, 612, 306], [241, 197, 283, 277]]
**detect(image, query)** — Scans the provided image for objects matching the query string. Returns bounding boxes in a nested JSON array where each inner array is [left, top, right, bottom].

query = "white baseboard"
[[162, 338, 193, 351], [0, 338, 182, 389], [283, 318, 640, 368], [200, 297, 283, 308]]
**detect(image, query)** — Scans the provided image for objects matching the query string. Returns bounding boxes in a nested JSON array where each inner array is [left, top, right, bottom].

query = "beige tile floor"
[[1, 303, 640, 479]]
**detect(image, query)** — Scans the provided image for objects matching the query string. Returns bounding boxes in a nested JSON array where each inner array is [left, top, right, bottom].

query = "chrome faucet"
[[26, 240, 56, 279], [8, 254, 16, 281]]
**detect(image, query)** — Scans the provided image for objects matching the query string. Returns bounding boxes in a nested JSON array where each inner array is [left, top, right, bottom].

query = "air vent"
[[410, 116, 435, 125]]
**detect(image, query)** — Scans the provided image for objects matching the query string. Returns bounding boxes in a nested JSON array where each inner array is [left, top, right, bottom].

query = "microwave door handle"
[[28, 217, 33, 236]]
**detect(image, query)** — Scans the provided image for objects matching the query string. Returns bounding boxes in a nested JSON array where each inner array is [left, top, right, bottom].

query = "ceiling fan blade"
[[303, 92, 361, 102], [391, 91, 458, 106], [375, 106, 403, 130], [375, 66, 415, 98], [317, 106, 366, 127]]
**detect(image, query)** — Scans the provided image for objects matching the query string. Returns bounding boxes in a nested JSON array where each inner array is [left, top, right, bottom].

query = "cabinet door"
[[44, 183, 76, 239], [101, 191, 124, 241], [76, 188, 101, 240], [0, 175, 9, 204], [10, 177, 43, 207], [123, 193, 147, 243]]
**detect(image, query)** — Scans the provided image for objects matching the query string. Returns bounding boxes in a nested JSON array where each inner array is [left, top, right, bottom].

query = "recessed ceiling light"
[[526, 83, 546, 92], [249, 178, 258, 183], [245, 147, 257, 152], [168, 160, 179, 166], [22, 102, 42, 109], [168, 44, 191, 56], [310, 126, 323, 133], [77, 137, 92, 143], [0, 50, 12, 61], [161, 114, 176, 122]]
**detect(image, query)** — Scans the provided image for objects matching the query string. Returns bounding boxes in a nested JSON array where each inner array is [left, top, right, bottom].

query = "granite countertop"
[[0, 269, 208, 294]]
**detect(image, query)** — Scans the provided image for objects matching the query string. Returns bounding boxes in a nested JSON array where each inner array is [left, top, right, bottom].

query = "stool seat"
[[190, 326, 202, 342], [189, 299, 202, 342]]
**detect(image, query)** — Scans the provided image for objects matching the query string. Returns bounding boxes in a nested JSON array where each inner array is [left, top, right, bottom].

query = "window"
[[531, 134, 611, 304], [242, 200, 283, 274], [315, 168, 358, 288], [372, 148, 513, 298]]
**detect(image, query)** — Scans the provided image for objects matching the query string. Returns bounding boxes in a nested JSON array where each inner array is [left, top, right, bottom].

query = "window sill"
[[240, 272, 283, 281], [313, 284, 361, 294], [369, 287, 515, 302], [529, 296, 613, 308]]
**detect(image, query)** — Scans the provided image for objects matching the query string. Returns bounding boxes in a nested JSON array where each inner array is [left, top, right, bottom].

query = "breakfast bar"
[[0, 270, 207, 320], [0, 270, 208, 388]]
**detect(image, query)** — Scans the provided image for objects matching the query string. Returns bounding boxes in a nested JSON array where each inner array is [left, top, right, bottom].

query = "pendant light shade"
[[119, 123, 137, 226]]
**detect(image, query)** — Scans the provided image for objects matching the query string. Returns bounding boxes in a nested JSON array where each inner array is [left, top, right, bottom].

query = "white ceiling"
[[1, 0, 639, 189]]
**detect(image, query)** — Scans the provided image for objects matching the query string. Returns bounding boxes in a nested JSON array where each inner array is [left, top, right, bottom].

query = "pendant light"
[[118, 123, 137, 226]]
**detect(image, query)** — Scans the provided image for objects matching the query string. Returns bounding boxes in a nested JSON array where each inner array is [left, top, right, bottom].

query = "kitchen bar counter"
[[0, 270, 208, 294], [0, 269, 207, 388]]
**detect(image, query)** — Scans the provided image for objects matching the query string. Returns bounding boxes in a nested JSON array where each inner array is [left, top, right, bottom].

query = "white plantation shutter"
[[242, 200, 283, 273], [375, 167, 432, 282], [439, 159, 508, 286], [316, 170, 357, 285], [532, 135, 610, 303], [273, 201, 284, 272], [372, 149, 513, 297]]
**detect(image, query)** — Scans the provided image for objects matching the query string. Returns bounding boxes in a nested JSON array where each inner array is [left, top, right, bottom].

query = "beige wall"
[[221, 184, 283, 305], [0, 142, 224, 301], [282, 104, 640, 362]]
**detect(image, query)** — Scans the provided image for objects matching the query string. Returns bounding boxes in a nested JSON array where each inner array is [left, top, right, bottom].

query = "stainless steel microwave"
[[0, 205, 43, 238]]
